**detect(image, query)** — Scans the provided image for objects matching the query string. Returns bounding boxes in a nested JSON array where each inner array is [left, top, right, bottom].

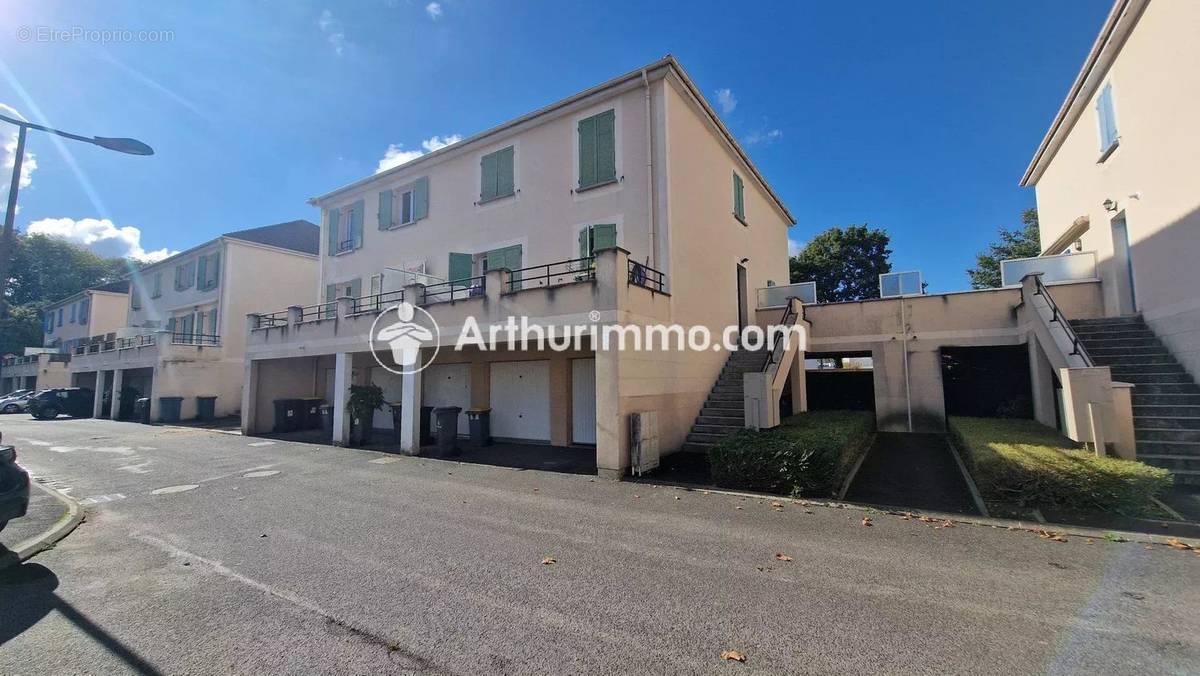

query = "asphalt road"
[[0, 416, 1197, 675]]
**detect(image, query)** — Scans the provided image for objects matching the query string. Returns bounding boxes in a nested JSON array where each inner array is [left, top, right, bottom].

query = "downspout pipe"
[[642, 69, 657, 269]]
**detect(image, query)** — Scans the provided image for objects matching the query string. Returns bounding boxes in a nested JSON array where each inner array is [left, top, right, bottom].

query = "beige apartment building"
[[1020, 0, 1200, 482], [69, 221, 319, 422], [0, 280, 129, 395], [242, 57, 794, 477]]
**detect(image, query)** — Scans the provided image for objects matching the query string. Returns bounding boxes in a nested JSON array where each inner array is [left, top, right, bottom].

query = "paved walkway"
[[845, 432, 979, 514], [1, 482, 65, 552]]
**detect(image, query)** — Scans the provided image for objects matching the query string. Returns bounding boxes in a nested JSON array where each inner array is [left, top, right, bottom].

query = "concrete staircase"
[[1071, 315, 1200, 485], [680, 347, 769, 453]]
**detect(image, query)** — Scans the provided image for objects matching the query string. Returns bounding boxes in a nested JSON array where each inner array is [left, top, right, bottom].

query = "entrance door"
[[489, 360, 551, 441], [1111, 213, 1137, 314], [571, 358, 597, 444], [736, 263, 749, 339]]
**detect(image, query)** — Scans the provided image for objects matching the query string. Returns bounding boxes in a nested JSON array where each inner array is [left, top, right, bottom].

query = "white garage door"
[[489, 360, 551, 441], [369, 368, 404, 430], [423, 363, 472, 435], [572, 358, 596, 444]]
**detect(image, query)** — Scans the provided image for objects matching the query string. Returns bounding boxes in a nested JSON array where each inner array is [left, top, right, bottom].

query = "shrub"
[[709, 411, 875, 497], [949, 416, 1172, 515]]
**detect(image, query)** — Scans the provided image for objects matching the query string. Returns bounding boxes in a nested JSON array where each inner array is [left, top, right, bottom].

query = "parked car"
[[0, 390, 36, 414], [0, 431, 30, 534], [26, 388, 94, 420]]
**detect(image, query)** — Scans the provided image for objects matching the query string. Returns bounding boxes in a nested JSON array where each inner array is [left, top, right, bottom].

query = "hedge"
[[948, 416, 1172, 515], [709, 411, 875, 497]]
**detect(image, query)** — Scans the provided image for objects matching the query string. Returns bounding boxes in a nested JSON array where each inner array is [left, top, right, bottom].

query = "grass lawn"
[[949, 416, 1172, 516], [709, 410, 875, 497]]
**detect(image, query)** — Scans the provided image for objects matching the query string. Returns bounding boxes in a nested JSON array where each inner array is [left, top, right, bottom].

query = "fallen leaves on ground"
[[861, 517, 873, 527], [1038, 530, 1067, 543], [541, 557, 557, 565], [941, 520, 955, 529], [720, 650, 747, 663], [774, 553, 793, 562], [1166, 538, 1195, 551], [770, 501, 784, 509]]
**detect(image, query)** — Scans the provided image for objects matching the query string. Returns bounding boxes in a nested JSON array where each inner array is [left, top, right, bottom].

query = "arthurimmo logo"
[[368, 301, 440, 375]]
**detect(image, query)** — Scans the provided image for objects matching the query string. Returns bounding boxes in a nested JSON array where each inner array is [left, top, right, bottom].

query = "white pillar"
[[109, 369, 125, 421], [331, 352, 353, 446], [241, 359, 259, 435], [399, 364, 424, 454], [93, 370, 107, 418]]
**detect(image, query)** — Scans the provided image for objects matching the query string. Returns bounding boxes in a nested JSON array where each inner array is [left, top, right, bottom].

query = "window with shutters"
[[577, 109, 616, 190], [395, 188, 416, 226], [578, 224, 618, 259], [175, 260, 196, 291], [198, 251, 220, 291], [70, 303, 77, 323], [378, 177, 428, 231], [1096, 82, 1119, 159], [732, 172, 746, 224], [151, 272, 162, 298], [479, 146, 515, 203]]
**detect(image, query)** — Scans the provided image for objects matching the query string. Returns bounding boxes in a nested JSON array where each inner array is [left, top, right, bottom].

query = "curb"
[[1, 479, 84, 570]]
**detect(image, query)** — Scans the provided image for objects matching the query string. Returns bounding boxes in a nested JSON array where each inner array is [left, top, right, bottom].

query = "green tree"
[[0, 304, 46, 356], [790, 225, 892, 302], [967, 208, 1041, 289]]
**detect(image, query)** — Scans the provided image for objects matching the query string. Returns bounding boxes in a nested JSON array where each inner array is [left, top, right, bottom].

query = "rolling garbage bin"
[[196, 396, 217, 422], [319, 404, 334, 438], [134, 397, 151, 425], [299, 398, 324, 430], [466, 408, 492, 447], [273, 398, 301, 433], [159, 396, 183, 423], [432, 406, 462, 457], [389, 404, 437, 447]]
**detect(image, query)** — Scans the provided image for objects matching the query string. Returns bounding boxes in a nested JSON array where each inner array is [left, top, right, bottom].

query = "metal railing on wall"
[[628, 260, 666, 293]]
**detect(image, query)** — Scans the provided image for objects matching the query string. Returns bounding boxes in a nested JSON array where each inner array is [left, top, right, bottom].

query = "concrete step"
[[707, 392, 742, 403], [1174, 472, 1200, 486], [1070, 316, 1145, 328], [687, 431, 733, 445], [1134, 405, 1200, 418], [1078, 337, 1162, 350], [1132, 441, 1200, 458], [1088, 345, 1170, 357], [1110, 363, 1187, 376], [1135, 429, 1200, 445], [692, 423, 742, 435], [1073, 329, 1156, 341], [697, 414, 743, 426], [700, 405, 742, 417], [1114, 372, 1194, 384], [1093, 354, 1177, 366], [1139, 454, 1200, 474], [1132, 416, 1200, 430], [1133, 394, 1200, 406], [710, 384, 743, 395], [1130, 383, 1200, 395], [681, 442, 714, 454]]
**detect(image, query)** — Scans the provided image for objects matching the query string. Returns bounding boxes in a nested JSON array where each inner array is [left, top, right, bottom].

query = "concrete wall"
[[128, 241, 223, 329], [43, 288, 129, 350], [1031, 0, 1200, 377], [87, 290, 130, 338]]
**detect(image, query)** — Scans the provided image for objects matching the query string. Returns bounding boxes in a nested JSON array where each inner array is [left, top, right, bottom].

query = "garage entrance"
[[804, 352, 875, 412], [489, 360, 551, 442], [940, 345, 1033, 418]]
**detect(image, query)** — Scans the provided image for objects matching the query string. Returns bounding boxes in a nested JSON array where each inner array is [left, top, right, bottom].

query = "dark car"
[[0, 432, 30, 534], [27, 387, 94, 420]]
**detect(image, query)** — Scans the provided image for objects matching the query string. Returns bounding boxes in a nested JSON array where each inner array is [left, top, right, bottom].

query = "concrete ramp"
[[845, 433, 980, 515]]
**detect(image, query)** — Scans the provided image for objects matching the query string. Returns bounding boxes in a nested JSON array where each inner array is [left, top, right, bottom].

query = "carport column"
[[331, 352, 353, 446], [109, 369, 124, 420], [595, 344, 626, 480], [93, 370, 108, 418], [241, 358, 259, 435], [399, 363, 424, 454], [1027, 337, 1057, 429]]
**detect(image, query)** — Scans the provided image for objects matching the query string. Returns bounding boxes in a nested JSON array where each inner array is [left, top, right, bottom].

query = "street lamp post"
[[0, 111, 153, 316]]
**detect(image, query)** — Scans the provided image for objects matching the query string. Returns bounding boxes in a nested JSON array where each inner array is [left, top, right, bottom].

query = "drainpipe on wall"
[[642, 69, 657, 269]]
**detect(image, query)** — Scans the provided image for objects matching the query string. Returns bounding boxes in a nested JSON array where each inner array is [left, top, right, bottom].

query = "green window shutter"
[[595, 110, 616, 184], [326, 284, 336, 302], [326, 208, 340, 254], [153, 272, 161, 297], [592, 223, 617, 251], [413, 177, 429, 220], [579, 228, 590, 259], [480, 152, 498, 202], [497, 146, 514, 198], [733, 172, 745, 220], [350, 200, 364, 249], [378, 190, 393, 230], [349, 278, 362, 299], [166, 316, 176, 333], [448, 252, 473, 285], [197, 256, 208, 289], [578, 115, 597, 189], [209, 252, 220, 288]]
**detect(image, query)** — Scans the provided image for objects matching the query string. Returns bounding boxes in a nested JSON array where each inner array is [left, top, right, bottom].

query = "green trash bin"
[[196, 396, 217, 422], [273, 398, 301, 433], [159, 396, 183, 423], [432, 406, 462, 457]]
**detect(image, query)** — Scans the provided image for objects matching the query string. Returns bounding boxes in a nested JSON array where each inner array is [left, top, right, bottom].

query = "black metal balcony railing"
[[337, 239, 355, 254], [422, 277, 485, 305], [113, 334, 155, 351], [505, 257, 594, 294], [351, 289, 405, 315], [172, 332, 221, 347], [628, 259, 666, 293], [298, 301, 338, 323], [256, 311, 290, 329]]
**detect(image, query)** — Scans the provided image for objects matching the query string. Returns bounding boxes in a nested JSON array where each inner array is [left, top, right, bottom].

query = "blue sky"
[[1, 1, 1109, 290]]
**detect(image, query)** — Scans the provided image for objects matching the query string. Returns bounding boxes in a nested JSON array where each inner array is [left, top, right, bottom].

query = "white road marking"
[[151, 484, 199, 495], [49, 446, 85, 453], [117, 460, 154, 475], [242, 470, 280, 478], [248, 441, 276, 447], [79, 493, 127, 506], [93, 446, 136, 455], [369, 457, 400, 464], [16, 438, 52, 446]]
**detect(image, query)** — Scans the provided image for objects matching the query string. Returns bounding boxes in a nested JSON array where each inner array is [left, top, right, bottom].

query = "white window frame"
[[393, 187, 417, 227], [1096, 80, 1120, 161]]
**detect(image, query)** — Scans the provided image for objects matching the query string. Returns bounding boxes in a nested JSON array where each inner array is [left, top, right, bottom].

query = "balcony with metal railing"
[[67, 329, 223, 372]]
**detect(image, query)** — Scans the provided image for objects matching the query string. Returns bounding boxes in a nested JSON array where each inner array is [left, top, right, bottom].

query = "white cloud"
[[425, 2, 443, 20], [26, 217, 175, 262], [714, 88, 737, 115], [788, 237, 804, 257], [744, 128, 783, 146], [375, 134, 463, 173], [1, 104, 37, 211], [318, 9, 347, 56]]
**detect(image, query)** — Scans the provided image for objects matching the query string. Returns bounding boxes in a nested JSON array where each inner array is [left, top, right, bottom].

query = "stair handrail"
[[1028, 274, 1094, 367], [762, 301, 800, 373]]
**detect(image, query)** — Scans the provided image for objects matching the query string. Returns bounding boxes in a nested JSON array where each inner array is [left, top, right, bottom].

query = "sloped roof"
[[91, 279, 130, 294], [223, 220, 320, 255]]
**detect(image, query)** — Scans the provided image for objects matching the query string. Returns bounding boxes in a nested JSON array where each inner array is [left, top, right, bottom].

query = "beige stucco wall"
[[127, 240, 223, 329], [87, 291, 130, 338], [43, 288, 129, 350], [1032, 0, 1200, 377]]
